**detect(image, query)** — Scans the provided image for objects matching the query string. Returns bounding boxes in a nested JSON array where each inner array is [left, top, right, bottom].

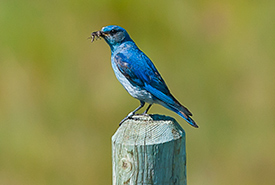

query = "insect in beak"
[[88, 31, 103, 43]]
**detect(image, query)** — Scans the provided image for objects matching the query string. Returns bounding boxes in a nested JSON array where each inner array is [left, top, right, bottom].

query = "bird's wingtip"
[[179, 110, 199, 128], [187, 117, 199, 128]]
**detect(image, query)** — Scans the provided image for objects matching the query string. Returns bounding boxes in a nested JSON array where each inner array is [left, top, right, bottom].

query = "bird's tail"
[[161, 101, 199, 128], [177, 109, 198, 128]]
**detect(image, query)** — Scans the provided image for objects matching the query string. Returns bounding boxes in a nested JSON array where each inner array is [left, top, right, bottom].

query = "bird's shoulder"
[[114, 42, 141, 57], [113, 45, 152, 72], [113, 42, 150, 65]]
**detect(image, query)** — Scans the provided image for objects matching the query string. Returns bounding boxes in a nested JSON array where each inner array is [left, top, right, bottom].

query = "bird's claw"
[[119, 112, 134, 126]]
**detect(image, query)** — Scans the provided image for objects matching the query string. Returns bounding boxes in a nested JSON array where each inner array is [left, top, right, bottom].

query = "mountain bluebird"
[[90, 25, 198, 128]]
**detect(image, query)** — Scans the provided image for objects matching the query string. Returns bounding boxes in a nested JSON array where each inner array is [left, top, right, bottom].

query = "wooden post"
[[112, 114, 186, 185]]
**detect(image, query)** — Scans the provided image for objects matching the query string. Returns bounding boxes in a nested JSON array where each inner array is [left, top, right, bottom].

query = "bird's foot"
[[119, 112, 134, 126], [141, 110, 150, 116]]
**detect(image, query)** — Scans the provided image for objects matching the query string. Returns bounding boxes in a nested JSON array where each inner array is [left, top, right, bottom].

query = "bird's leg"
[[119, 101, 145, 126], [142, 104, 152, 115]]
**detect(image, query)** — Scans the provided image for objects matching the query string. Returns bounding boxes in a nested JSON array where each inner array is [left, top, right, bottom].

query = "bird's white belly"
[[111, 61, 155, 104]]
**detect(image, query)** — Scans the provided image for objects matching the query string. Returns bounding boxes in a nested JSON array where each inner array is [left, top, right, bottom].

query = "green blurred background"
[[1, 0, 275, 184]]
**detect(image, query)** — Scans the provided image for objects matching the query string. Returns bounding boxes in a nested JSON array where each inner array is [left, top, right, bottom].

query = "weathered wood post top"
[[112, 114, 186, 185]]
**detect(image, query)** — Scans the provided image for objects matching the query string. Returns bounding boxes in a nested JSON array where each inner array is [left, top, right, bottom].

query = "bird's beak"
[[89, 30, 107, 43]]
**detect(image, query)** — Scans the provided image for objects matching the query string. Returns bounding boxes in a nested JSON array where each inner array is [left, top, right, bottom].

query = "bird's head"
[[90, 25, 132, 50]]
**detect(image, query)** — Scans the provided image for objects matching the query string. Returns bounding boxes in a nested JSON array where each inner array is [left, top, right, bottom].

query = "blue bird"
[[90, 25, 198, 128]]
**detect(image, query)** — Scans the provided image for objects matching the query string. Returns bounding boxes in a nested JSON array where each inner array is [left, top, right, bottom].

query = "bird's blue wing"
[[114, 52, 193, 118], [114, 52, 176, 105], [114, 53, 144, 87], [114, 52, 170, 93]]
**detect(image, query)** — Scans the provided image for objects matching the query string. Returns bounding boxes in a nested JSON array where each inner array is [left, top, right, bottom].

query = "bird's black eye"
[[110, 29, 118, 35]]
